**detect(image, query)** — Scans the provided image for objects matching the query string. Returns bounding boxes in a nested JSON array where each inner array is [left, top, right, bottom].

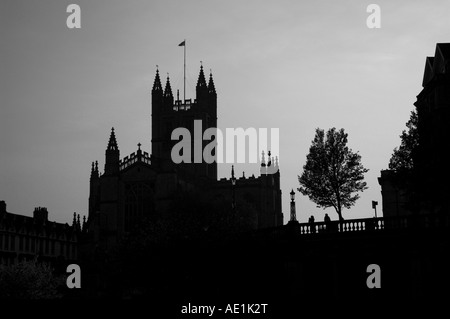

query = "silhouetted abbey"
[[87, 65, 283, 249]]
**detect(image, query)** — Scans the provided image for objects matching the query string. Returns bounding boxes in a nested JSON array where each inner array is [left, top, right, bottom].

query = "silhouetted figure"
[[324, 213, 331, 232], [308, 215, 316, 233]]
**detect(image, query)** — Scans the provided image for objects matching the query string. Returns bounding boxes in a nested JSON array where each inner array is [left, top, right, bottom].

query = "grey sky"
[[1, 0, 449, 223]]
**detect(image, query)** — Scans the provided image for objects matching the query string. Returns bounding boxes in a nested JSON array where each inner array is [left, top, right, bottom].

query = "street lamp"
[[231, 165, 236, 209], [290, 189, 297, 222]]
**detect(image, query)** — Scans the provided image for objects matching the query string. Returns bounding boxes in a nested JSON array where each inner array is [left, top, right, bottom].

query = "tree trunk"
[[337, 206, 343, 231]]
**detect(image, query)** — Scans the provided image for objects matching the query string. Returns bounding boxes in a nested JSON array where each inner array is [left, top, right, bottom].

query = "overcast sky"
[[1, 0, 449, 224]]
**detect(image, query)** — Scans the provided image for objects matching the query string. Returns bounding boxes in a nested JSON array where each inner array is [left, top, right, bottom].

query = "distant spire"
[[231, 165, 235, 179], [72, 212, 76, 227], [107, 127, 118, 151], [95, 160, 99, 174], [164, 74, 173, 98], [82, 216, 87, 232], [152, 67, 162, 92], [208, 70, 216, 94], [197, 63, 207, 88]]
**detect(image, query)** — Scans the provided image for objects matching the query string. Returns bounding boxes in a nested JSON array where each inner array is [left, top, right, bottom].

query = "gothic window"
[[4, 234, 9, 251], [10, 235, 15, 250], [124, 182, 154, 232]]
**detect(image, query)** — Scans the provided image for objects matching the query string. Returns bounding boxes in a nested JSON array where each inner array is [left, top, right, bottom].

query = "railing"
[[119, 151, 151, 171], [242, 213, 449, 243], [291, 213, 450, 235], [296, 218, 382, 235], [172, 99, 193, 111]]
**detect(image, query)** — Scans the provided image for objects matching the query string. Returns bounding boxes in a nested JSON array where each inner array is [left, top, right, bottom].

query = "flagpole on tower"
[[179, 39, 186, 103]]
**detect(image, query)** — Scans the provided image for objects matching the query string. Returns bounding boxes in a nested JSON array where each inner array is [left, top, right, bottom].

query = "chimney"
[[33, 206, 49, 222]]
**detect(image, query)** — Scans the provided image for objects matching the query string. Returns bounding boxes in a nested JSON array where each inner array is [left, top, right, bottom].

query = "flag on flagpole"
[[178, 40, 185, 46], [372, 201, 378, 209]]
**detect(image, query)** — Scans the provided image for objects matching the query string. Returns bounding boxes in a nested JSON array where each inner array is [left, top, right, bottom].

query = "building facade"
[[414, 43, 450, 214], [379, 43, 450, 217], [0, 201, 81, 266]]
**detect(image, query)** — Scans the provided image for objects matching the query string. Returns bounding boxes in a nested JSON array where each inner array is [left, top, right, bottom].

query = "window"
[[124, 182, 154, 232], [5, 235, 9, 251], [10, 235, 15, 250]]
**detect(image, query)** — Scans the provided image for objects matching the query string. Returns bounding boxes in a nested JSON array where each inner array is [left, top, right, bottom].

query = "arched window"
[[124, 182, 155, 232]]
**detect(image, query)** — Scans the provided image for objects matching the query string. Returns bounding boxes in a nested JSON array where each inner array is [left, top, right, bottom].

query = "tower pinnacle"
[[90, 161, 95, 176], [164, 74, 173, 98], [152, 68, 162, 92], [208, 70, 216, 94], [197, 64, 207, 88], [107, 127, 118, 151], [105, 127, 120, 175]]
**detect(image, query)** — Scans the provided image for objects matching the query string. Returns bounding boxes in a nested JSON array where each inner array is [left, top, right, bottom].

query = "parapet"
[[172, 99, 196, 111], [119, 150, 151, 171]]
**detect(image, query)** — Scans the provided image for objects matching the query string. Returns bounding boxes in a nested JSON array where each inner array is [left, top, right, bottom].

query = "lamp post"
[[231, 165, 236, 210], [290, 189, 297, 222]]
